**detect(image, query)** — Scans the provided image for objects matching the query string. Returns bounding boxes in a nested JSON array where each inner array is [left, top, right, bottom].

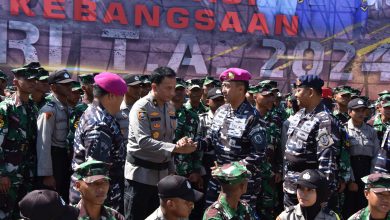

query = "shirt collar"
[[76, 200, 110, 219]]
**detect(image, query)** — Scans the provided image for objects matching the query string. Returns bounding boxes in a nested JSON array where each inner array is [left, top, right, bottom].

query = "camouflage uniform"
[[67, 103, 88, 151], [74, 159, 125, 220], [0, 93, 37, 219], [284, 103, 342, 206], [257, 110, 283, 219], [348, 207, 390, 220], [203, 162, 258, 220], [334, 110, 351, 124], [199, 100, 268, 209], [174, 106, 202, 176], [372, 114, 390, 143], [115, 101, 132, 146], [69, 101, 126, 212], [76, 201, 125, 220], [185, 101, 209, 115], [348, 173, 390, 220]]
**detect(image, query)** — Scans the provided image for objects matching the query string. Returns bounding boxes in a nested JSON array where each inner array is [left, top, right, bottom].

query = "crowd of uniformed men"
[[0, 62, 390, 220]]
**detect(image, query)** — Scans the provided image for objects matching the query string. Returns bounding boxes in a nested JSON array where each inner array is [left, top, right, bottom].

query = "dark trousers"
[[342, 156, 371, 219], [38, 147, 71, 203], [124, 179, 159, 220]]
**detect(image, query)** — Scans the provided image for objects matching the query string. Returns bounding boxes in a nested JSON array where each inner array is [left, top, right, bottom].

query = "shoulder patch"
[[45, 112, 54, 119], [0, 115, 4, 128]]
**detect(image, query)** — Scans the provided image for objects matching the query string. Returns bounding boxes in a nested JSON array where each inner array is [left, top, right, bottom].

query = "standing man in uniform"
[[370, 95, 390, 143], [0, 67, 37, 219], [70, 72, 127, 212], [203, 161, 258, 220], [67, 73, 96, 151], [253, 83, 283, 219], [201, 76, 217, 106], [333, 86, 353, 124], [284, 74, 342, 207], [116, 75, 142, 143], [36, 69, 74, 202], [348, 173, 390, 220], [343, 98, 380, 218], [199, 68, 268, 210], [140, 75, 152, 97], [124, 67, 197, 220], [74, 159, 125, 220], [185, 80, 209, 115]]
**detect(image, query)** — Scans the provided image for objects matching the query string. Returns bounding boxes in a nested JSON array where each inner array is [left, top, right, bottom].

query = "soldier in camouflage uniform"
[[0, 67, 37, 219], [172, 79, 202, 182], [74, 159, 124, 220], [253, 83, 283, 219], [25, 62, 50, 111], [348, 173, 390, 220], [68, 81, 83, 109], [67, 73, 96, 152], [172, 79, 203, 219], [333, 86, 353, 124], [115, 74, 142, 144], [70, 72, 127, 213], [369, 95, 390, 143], [203, 161, 259, 220], [198, 68, 268, 211], [201, 76, 217, 106], [185, 79, 209, 115], [283, 75, 342, 208]]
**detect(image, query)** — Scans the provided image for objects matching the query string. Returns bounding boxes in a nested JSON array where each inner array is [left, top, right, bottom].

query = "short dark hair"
[[93, 84, 109, 97], [234, 81, 249, 93], [150, 67, 176, 85]]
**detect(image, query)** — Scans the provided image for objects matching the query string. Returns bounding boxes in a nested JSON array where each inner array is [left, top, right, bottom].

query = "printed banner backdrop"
[[0, 0, 389, 99]]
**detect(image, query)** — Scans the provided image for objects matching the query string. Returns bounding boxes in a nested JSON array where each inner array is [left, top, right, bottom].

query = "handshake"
[[173, 136, 197, 154]]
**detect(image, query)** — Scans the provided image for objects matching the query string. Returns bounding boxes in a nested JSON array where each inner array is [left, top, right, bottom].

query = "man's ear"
[[75, 180, 82, 191]]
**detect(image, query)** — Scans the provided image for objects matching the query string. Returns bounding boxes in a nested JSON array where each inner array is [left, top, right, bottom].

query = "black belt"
[[127, 154, 169, 171]]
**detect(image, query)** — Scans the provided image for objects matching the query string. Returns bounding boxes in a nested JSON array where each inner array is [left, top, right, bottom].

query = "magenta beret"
[[219, 68, 252, 82], [94, 72, 127, 96]]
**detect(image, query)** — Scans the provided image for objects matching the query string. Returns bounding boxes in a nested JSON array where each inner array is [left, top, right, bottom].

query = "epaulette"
[[46, 101, 55, 108], [286, 206, 295, 213]]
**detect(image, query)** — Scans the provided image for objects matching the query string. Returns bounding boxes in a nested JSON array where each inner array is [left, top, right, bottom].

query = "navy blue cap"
[[296, 75, 324, 90]]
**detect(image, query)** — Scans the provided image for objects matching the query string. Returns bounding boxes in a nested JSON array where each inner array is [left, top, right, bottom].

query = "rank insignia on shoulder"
[[0, 117, 4, 128], [150, 112, 160, 117], [152, 131, 160, 139], [45, 112, 53, 119]]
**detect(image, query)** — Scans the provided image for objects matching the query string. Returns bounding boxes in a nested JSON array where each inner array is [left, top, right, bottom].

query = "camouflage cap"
[[71, 81, 82, 92], [11, 67, 34, 79], [23, 62, 41, 69], [212, 161, 251, 185], [37, 68, 49, 81], [0, 70, 7, 80], [253, 83, 273, 96], [186, 79, 202, 90], [203, 76, 215, 86], [78, 73, 95, 85], [380, 94, 390, 108], [362, 173, 390, 193], [140, 75, 151, 84], [334, 85, 352, 95], [259, 80, 278, 88], [176, 77, 186, 89], [74, 159, 110, 183], [248, 85, 257, 94], [378, 90, 390, 97]]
